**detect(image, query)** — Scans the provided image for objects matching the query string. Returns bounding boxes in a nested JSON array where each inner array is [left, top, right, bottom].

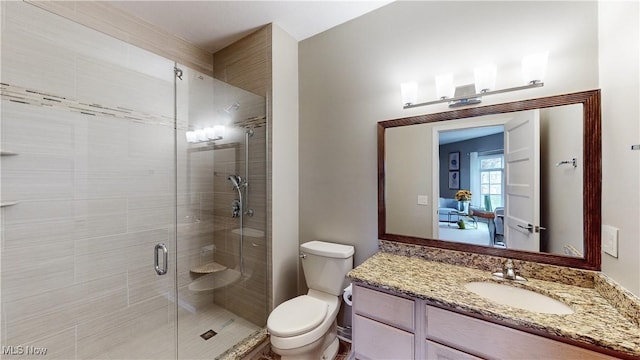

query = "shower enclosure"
[[0, 2, 267, 359]]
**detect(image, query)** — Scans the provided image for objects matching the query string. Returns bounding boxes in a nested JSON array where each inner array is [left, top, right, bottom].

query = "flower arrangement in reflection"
[[454, 189, 472, 202]]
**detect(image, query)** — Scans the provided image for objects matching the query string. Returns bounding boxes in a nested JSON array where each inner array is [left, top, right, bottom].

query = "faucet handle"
[[492, 259, 526, 281], [503, 258, 513, 269], [503, 259, 516, 280]]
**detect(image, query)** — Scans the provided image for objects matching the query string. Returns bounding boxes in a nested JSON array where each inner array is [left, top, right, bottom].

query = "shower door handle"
[[154, 243, 168, 275]]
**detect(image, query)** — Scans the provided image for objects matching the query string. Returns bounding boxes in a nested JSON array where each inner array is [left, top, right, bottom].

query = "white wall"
[[271, 24, 300, 306], [300, 1, 599, 267], [385, 124, 433, 238], [598, 0, 640, 295], [540, 105, 584, 256]]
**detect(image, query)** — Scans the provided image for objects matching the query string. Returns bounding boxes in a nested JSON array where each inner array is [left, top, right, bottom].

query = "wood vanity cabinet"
[[352, 285, 416, 359], [352, 284, 620, 360], [426, 306, 617, 359]]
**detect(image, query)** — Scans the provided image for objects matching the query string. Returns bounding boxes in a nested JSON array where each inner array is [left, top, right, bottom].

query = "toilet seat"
[[268, 295, 328, 337], [268, 290, 340, 351]]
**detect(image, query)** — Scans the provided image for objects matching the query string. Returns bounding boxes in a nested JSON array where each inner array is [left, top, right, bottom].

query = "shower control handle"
[[154, 243, 168, 275], [231, 199, 241, 218]]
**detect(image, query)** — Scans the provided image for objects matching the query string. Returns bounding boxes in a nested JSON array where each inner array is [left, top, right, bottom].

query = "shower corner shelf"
[[190, 262, 227, 274]]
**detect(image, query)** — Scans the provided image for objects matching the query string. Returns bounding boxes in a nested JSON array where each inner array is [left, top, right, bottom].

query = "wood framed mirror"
[[378, 90, 601, 270]]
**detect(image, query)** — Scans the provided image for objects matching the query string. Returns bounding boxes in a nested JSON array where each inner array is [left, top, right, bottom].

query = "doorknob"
[[535, 225, 547, 233], [517, 224, 534, 233], [154, 243, 168, 275]]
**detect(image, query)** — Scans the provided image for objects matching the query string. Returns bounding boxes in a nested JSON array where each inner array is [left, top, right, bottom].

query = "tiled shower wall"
[[1, 2, 267, 358], [211, 125, 268, 327], [1, 2, 178, 359], [176, 73, 268, 328], [213, 25, 274, 313]]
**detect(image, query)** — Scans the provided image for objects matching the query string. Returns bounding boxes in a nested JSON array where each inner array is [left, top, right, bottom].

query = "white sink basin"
[[464, 281, 574, 315]]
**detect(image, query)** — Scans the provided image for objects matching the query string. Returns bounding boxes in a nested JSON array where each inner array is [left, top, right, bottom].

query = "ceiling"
[[108, 1, 393, 54], [439, 125, 504, 145]]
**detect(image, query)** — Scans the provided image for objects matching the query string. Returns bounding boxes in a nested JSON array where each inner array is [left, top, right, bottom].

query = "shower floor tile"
[[178, 303, 259, 359], [95, 303, 259, 360]]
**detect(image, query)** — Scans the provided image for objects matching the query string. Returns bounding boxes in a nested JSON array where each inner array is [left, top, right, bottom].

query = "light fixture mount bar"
[[403, 81, 544, 109]]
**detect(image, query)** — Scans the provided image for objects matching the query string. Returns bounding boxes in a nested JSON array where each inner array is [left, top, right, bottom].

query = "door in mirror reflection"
[[504, 109, 541, 252], [436, 123, 507, 248], [430, 107, 584, 256]]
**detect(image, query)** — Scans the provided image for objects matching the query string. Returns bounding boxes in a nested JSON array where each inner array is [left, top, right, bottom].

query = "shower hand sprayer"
[[228, 174, 250, 275], [227, 128, 255, 276]]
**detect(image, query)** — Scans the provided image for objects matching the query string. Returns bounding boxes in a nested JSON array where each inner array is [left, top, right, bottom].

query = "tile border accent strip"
[[1, 82, 175, 127]]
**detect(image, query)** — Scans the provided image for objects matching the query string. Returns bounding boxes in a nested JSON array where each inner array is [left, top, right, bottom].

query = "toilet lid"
[[267, 295, 328, 337]]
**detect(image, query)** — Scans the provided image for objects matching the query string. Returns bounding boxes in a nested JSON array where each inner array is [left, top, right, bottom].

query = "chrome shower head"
[[224, 102, 240, 113], [228, 175, 242, 189]]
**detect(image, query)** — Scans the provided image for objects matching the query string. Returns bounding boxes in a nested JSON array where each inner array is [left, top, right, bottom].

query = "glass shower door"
[[1, 2, 178, 359], [175, 66, 268, 359]]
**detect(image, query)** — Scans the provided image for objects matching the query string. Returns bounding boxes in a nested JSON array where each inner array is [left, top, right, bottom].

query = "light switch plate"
[[417, 195, 428, 206], [602, 225, 619, 258]]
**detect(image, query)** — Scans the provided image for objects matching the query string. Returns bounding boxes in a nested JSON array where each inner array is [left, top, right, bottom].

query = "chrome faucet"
[[492, 259, 526, 281], [502, 259, 517, 280]]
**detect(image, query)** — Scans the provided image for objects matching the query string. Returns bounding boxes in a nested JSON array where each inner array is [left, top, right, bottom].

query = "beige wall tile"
[[12, 328, 76, 360], [6, 288, 127, 345], [213, 26, 270, 97], [27, 1, 213, 75]]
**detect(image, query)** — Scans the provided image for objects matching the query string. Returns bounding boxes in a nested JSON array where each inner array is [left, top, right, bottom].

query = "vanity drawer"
[[353, 285, 414, 331], [426, 306, 617, 359], [426, 340, 482, 360], [354, 314, 414, 360]]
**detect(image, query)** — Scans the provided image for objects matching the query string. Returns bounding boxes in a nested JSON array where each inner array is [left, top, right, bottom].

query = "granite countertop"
[[348, 252, 640, 358]]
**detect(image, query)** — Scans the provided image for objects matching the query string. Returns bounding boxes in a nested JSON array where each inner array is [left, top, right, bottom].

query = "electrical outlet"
[[601, 225, 619, 258], [417, 195, 428, 206]]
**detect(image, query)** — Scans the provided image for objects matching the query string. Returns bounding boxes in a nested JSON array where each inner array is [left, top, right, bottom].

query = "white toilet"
[[267, 240, 354, 360]]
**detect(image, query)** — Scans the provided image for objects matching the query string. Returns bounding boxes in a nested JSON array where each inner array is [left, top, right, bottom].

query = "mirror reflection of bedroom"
[[438, 126, 505, 247]]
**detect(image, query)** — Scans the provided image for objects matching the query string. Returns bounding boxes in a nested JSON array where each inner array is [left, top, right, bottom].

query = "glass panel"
[[490, 171, 502, 183], [1, 3, 177, 359], [176, 66, 267, 359], [490, 195, 503, 208], [480, 157, 503, 169], [481, 172, 490, 183]]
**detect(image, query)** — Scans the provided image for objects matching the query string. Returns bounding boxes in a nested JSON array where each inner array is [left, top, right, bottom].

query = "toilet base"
[[272, 322, 338, 360], [321, 337, 339, 360]]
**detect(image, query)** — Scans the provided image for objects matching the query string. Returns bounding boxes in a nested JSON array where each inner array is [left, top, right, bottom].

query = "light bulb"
[[435, 74, 454, 99], [474, 64, 497, 93], [185, 131, 197, 143], [400, 82, 418, 105], [195, 129, 207, 142], [522, 52, 549, 84], [213, 125, 225, 139], [204, 127, 216, 139]]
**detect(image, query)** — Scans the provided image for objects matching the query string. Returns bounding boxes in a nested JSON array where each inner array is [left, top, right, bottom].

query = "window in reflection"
[[478, 154, 504, 209]]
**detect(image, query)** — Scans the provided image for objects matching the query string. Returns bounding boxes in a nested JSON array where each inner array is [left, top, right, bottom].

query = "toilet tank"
[[300, 241, 354, 296]]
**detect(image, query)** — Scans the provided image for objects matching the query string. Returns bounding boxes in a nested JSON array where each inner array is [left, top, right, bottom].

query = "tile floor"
[[256, 340, 352, 360], [96, 303, 259, 359]]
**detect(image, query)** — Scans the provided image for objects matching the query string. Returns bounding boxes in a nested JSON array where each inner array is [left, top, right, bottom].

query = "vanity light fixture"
[[186, 125, 225, 143], [401, 52, 548, 109]]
